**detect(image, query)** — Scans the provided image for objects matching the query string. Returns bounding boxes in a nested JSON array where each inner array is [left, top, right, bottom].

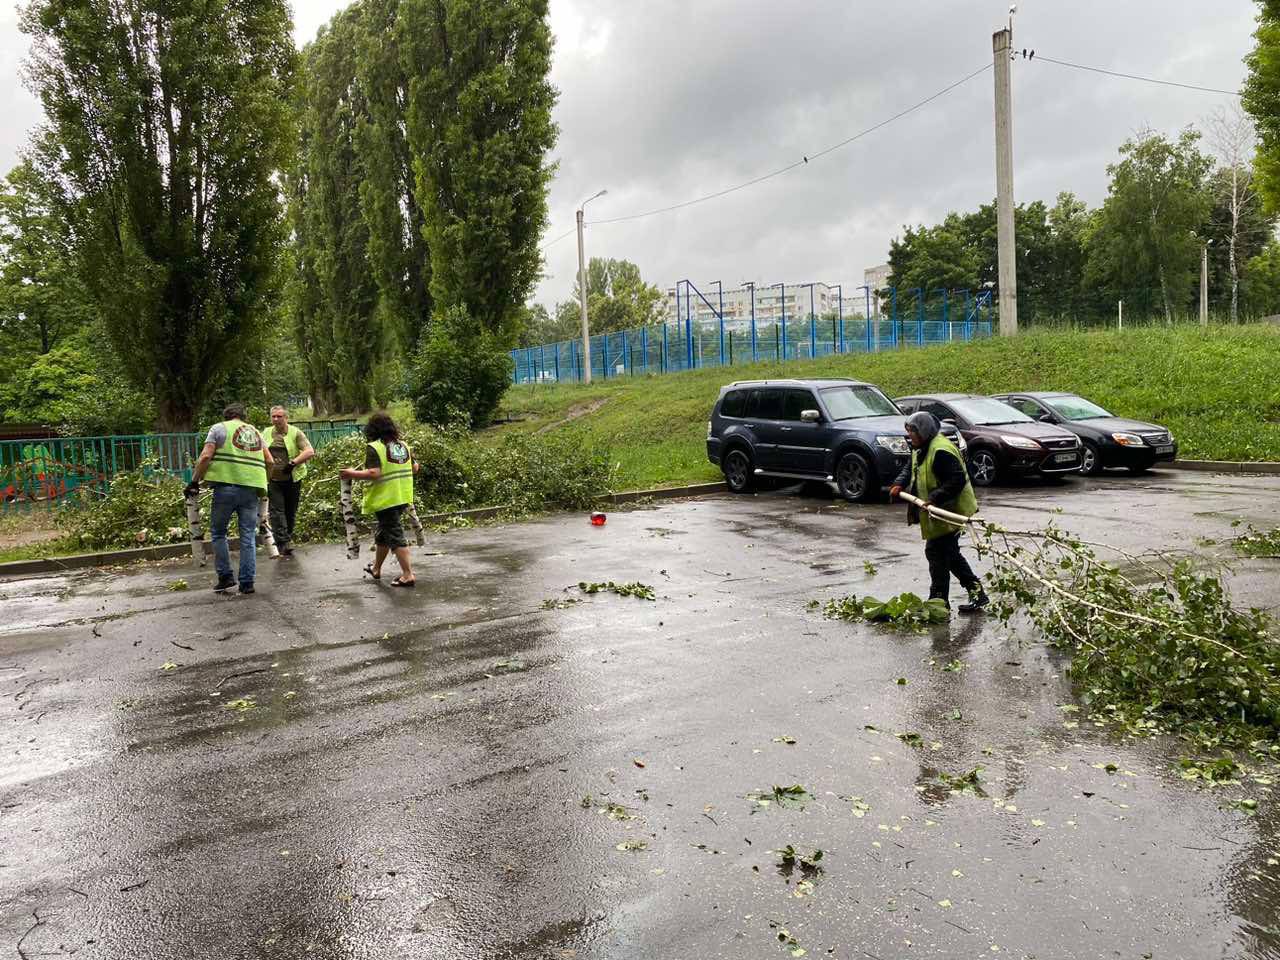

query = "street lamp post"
[[576, 189, 607, 383]]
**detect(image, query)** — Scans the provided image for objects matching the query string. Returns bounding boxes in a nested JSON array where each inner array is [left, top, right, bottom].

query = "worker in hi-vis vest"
[[889, 410, 989, 614], [188, 402, 276, 595], [340, 411, 420, 588], [261, 405, 314, 559]]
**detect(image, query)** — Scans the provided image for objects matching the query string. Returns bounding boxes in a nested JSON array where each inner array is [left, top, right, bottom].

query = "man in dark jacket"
[[889, 411, 989, 613]]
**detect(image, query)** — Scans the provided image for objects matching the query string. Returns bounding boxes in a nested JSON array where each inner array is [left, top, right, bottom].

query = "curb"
[[1166, 459, 1280, 476], [605, 481, 728, 505], [0, 482, 731, 579]]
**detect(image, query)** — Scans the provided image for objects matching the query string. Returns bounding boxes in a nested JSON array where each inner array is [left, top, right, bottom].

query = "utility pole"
[[1200, 241, 1211, 326], [993, 26, 1018, 335], [576, 189, 607, 383]]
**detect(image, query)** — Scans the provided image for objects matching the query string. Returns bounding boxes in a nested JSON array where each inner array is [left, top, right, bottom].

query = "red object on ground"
[[590, 512, 607, 526]]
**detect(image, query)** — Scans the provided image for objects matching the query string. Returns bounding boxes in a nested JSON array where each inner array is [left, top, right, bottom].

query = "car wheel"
[[1080, 441, 1103, 476], [722, 448, 755, 493], [835, 451, 875, 503], [969, 449, 998, 487]]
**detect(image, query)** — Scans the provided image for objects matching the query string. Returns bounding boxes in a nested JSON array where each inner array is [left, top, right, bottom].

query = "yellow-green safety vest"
[[205, 419, 268, 492], [910, 433, 978, 540], [363, 439, 414, 513], [263, 424, 309, 482]]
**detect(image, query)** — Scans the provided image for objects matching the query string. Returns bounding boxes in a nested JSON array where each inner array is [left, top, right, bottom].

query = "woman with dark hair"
[[340, 412, 419, 586]]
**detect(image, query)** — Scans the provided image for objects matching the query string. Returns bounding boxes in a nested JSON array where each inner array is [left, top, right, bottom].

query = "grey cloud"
[[0, 0, 1257, 315]]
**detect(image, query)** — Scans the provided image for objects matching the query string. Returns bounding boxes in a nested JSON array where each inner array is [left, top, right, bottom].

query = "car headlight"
[[876, 436, 911, 456], [1112, 432, 1145, 446], [1001, 435, 1042, 450]]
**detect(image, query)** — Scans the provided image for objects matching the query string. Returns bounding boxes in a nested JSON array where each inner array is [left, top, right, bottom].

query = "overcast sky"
[[0, 1, 1259, 310]]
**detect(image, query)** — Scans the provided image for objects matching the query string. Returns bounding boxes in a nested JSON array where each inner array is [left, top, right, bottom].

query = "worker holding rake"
[[890, 411, 990, 615]]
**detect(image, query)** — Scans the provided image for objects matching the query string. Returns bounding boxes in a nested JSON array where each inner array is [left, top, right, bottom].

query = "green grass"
[[491, 324, 1280, 490]]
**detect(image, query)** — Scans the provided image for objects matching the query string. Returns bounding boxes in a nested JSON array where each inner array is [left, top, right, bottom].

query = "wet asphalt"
[[2, 469, 1279, 960]]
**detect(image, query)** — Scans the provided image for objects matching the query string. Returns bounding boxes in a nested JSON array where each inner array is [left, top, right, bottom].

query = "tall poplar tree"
[[20, 0, 296, 430], [399, 0, 558, 338], [355, 0, 432, 350]]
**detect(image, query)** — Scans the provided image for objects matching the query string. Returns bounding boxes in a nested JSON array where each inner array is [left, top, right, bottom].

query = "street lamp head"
[[580, 188, 608, 211]]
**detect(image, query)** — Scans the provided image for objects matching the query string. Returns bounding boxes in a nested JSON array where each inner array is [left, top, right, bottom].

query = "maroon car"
[[894, 393, 1082, 486]]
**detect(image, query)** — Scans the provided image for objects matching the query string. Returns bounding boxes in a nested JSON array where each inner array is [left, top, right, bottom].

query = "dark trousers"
[[268, 480, 302, 549], [924, 531, 980, 605]]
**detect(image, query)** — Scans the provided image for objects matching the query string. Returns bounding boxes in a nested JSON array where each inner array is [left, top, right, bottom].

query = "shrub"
[[58, 459, 189, 550], [409, 306, 514, 429], [55, 426, 615, 550], [293, 423, 616, 541]]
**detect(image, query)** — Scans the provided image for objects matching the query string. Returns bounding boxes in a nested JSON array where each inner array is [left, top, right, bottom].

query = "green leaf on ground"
[[747, 784, 813, 810], [578, 580, 657, 601]]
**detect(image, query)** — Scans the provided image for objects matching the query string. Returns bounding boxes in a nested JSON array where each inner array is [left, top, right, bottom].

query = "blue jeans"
[[210, 483, 260, 587]]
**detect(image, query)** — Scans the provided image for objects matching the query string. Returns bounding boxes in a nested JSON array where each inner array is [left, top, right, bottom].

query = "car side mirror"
[[800, 409, 821, 423], [1036, 413, 1053, 423]]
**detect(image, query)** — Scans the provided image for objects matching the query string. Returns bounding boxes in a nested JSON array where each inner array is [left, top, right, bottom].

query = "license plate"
[[1155, 444, 1174, 454], [1053, 453, 1078, 463]]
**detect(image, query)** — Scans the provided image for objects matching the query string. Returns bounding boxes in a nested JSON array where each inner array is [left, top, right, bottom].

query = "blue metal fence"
[[0, 424, 362, 513], [512, 285, 995, 385]]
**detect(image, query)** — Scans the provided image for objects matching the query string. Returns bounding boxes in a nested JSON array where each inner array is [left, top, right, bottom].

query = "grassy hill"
[[492, 324, 1280, 490]]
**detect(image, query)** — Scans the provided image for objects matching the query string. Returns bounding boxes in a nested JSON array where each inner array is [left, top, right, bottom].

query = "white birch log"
[[185, 490, 206, 568], [340, 478, 360, 559], [405, 502, 426, 546], [258, 497, 280, 559]]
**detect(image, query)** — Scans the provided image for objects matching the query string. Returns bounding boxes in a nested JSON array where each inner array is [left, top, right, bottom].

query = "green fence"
[[0, 425, 361, 513]]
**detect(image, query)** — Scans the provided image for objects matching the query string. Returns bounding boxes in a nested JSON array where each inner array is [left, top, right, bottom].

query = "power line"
[[1033, 54, 1242, 97], [584, 61, 993, 226], [539, 226, 577, 251]]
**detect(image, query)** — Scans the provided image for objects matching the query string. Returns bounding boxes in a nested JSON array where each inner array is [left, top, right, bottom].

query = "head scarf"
[[905, 410, 940, 445]]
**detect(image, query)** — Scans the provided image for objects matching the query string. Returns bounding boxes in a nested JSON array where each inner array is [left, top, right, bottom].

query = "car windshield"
[[1045, 395, 1112, 421], [950, 397, 1034, 425], [820, 385, 899, 420]]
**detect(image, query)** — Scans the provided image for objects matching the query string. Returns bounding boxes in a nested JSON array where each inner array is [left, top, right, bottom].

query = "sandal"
[[363, 564, 380, 580], [390, 577, 416, 588]]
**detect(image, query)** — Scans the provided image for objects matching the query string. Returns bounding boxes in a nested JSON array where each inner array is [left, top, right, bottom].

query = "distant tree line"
[[888, 116, 1280, 325]]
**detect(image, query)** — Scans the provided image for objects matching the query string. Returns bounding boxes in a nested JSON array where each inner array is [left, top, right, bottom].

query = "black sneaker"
[[239, 583, 256, 595], [279, 548, 294, 560], [214, 576, 236, 593], [958, 590, 989, 615]]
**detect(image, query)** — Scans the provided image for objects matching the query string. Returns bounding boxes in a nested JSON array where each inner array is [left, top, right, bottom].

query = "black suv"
[[706, 378, 965, 502]]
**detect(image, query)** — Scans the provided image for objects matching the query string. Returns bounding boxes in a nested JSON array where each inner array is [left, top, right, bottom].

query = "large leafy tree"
[[1203, 165, 1277, 316], [399, 0, 558, 339], [0, 161, 92, 358], [1243, 0, 1280, 213], [549, 257, 664, 337], [20, 0, 297, 431], [1085, 128, 1213, 323], [355, 0, 432, 350], [290, 8, 382, 414], [887, 218, 982, 300]]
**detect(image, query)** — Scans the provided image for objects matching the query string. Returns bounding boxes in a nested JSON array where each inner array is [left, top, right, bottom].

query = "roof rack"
[[726, 377, 862, 387]]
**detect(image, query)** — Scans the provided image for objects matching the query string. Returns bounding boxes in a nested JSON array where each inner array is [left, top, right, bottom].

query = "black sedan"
[[895, 393, 1082, 486], [991, 392, 1177, 475]]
